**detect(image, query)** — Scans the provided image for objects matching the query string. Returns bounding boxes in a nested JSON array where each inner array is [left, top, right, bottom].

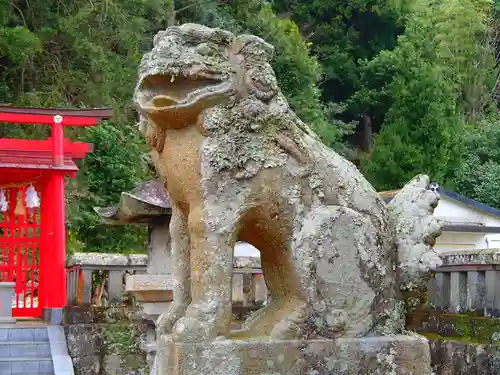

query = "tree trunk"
[[167, 0, 176, 27], [361, 113, 373, 156]]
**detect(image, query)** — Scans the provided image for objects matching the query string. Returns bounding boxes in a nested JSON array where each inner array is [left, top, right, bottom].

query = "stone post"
[[94, 179, 174, 370], [125, 216, 175, 368], [0, 282, 15, 323]]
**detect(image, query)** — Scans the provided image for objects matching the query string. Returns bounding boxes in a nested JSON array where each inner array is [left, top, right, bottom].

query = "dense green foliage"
[[1, 0, 500, 252], [0, 0, 347, 253], [361, 0, 496, 190], [453, 118, 500, 209]]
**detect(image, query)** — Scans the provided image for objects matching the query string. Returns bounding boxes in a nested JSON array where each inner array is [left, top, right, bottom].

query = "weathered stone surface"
[[66, 318, 500, 375], [440, 250, 500, 266], [429, 339, 500, 375], [72, 355, 101, 375], [388, 175, 443, 290], [103, 354, 149, 375], [156, 335, 431, 375], [66, 323, 103, 358], [126, 274, 175, 293], [125, 274, 174, 302], [148, 216, 172, 275], [68, 252, 147, 267], [66, 321, 148, 375], [133, 22, 442, 345], [130, 23, 448, 375]]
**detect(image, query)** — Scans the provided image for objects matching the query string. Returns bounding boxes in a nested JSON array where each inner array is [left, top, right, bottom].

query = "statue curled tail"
[[389, 174, 443, 319], [389, 174, 443, 288]]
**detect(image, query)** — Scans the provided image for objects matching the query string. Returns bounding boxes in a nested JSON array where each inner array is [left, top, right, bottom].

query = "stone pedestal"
[[156, 335, 431, 375], [125, 275, 174, 303], [0, 282, 15, 324], [125, 274, 174, 322]]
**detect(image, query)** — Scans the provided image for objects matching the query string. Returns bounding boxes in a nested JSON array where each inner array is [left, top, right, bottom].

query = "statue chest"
[[156, 125, 204, 205]]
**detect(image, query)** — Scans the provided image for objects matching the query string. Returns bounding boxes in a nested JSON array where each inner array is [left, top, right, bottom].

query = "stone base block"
[[156, 335, 430, 375], [143, 302, 172, 319], [43, 307, 63, 325], [125, 274, 174, 303]]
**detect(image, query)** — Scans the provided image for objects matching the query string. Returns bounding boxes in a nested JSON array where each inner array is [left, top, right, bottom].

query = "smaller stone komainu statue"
[[134, 23, 442, 374]]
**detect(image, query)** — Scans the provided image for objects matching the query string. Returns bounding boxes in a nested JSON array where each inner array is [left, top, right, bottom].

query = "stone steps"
[[0, 327, 54, 375], [0, 356, 54, 374], [0, 342, 52, 357]]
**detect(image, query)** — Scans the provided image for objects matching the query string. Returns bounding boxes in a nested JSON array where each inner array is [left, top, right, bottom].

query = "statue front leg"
[[156, 203, 191, 336], [171, 205, 238, 342]]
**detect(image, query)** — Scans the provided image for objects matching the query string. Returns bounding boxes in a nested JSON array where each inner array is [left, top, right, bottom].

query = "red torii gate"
[[0, 106, 112, 320]]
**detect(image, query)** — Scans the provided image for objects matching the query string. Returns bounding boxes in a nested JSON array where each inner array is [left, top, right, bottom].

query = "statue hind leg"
[[289, 205, 393, 339]]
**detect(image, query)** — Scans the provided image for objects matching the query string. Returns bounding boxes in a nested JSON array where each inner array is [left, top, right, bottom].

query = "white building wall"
[[434, 197, 500, 226], [434, 232, 485, 253], [430, 196, 500, 253]]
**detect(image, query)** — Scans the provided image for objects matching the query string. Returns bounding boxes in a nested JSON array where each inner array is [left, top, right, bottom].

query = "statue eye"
[[195, 43, 215, 56]]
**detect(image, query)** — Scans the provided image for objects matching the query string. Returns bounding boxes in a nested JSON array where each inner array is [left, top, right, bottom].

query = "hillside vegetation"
[[0, 0, 498, 252]]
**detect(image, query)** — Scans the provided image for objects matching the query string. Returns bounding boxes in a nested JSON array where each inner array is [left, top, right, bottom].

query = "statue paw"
[[156, 313, 175, 336], [156, 303, 188, 336], [171, 317, 215, 342], [269, 320, 301, 340]]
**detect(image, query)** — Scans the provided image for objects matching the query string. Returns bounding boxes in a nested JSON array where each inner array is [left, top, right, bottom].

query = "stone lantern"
[[94, 179, 173, 368]]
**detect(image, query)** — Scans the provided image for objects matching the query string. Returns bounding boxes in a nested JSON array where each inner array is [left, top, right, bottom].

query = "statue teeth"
[[170, 75, 175, 83]]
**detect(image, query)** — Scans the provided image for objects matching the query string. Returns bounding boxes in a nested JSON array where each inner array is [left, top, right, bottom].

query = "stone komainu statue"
[[133, 23, 443, 343]]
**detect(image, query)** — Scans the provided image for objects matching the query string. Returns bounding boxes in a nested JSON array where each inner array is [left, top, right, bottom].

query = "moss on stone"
[[421, 331, 482, 344], [103, 322, 149, 373], [410, 311, 500, 344]]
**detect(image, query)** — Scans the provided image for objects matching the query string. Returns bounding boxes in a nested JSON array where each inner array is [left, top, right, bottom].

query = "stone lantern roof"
[[93, 180, 171, 224]]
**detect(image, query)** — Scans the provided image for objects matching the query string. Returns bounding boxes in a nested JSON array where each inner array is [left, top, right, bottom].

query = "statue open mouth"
[[137, 72, 233, 114]]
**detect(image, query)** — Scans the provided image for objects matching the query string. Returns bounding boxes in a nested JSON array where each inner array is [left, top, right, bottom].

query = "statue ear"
[[233, 34, 278, 101], [233, 34, 274, 62], [244, 65, 279, 102]]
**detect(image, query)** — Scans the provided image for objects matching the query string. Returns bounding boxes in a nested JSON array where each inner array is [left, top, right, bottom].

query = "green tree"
[[271, 0, 406, 155], [0, 0, 161, 252], [0, 0, 347, 252], [453, 115, 500, 209], [360, 0, 496, 190]]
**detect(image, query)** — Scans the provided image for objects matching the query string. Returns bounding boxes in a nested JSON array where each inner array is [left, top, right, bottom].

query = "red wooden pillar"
[[45, 115, 67, 316]]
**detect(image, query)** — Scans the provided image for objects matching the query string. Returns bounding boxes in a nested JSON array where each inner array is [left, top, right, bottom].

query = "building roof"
[[379, 187, 500, 219], [0, 138, 95, 186], [0, 151, 78, 186]]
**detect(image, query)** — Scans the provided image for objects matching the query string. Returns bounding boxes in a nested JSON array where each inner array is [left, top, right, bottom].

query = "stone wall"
[[429, 339, 500, 375], [64, 306, 148, 375], [64, 315, 500, 375], [67, 322, 148, 375]]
